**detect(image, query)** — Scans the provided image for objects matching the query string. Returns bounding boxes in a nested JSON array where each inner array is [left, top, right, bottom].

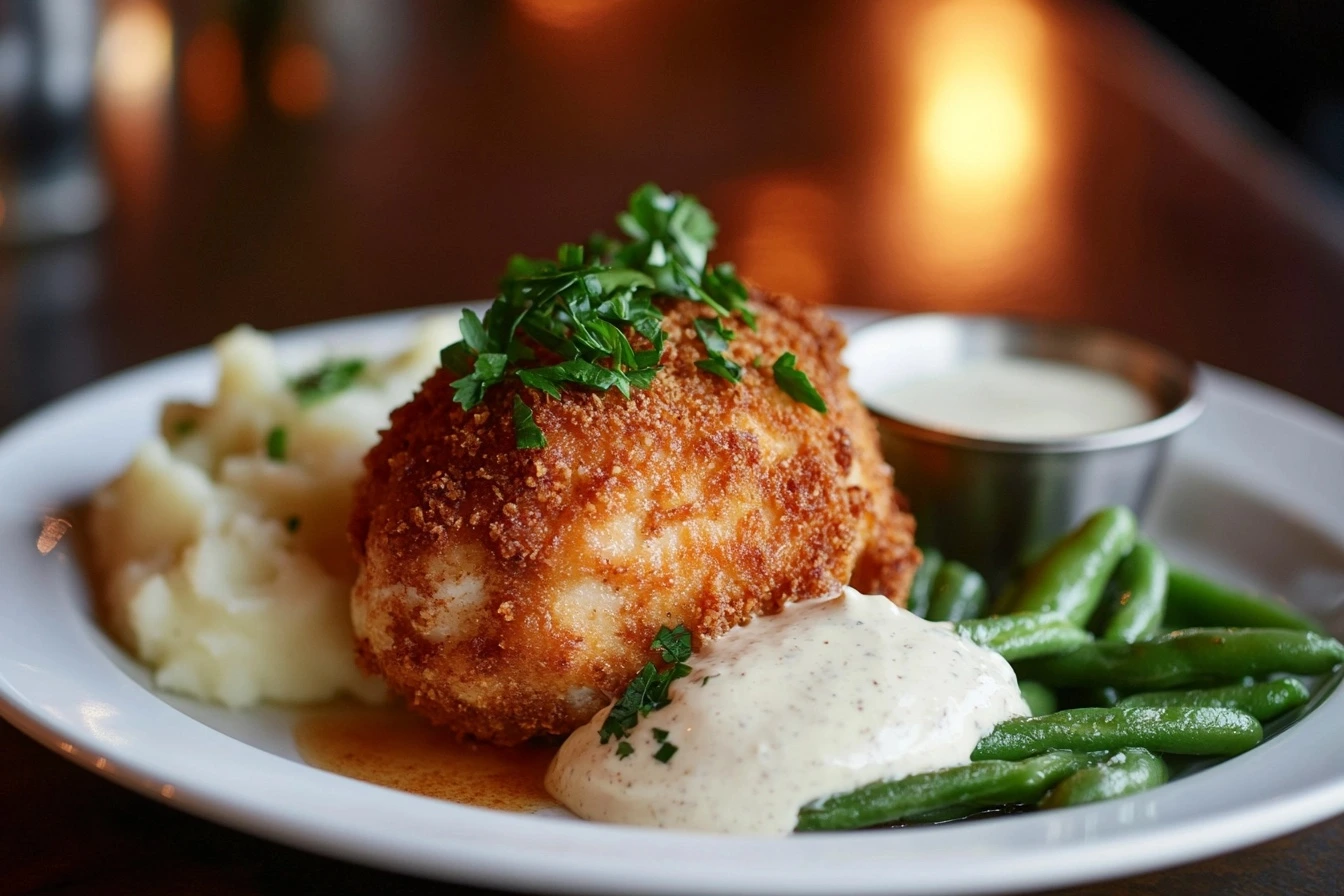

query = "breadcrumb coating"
[[350, 289, 919, 744]]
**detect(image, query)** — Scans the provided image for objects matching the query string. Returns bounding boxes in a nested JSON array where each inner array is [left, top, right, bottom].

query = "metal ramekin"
[[843, 314, 1205, 584]]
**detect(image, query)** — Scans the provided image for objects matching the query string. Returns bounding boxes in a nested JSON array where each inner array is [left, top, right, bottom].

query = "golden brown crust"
[[350, 289, 918, 745]]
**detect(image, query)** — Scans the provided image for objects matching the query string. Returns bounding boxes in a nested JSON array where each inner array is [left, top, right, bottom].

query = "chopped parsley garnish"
[[291, 358, 366, 407], [653, 742, 679, 764], [700, 674, 717, 687], [772, 352, 828, 413], [265, 426, 287, 461], [511, 395, 548, 449], [172, 418, 197, 437], [439, 184, 824, 448], [615, 741, 634, 760], [652, 728, 670, 743], [285, 515, 301, 533], [651, 623, 692, 664], [598, 623, 693, 746]]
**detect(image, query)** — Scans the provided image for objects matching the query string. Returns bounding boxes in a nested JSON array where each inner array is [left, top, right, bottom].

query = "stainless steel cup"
[[844, 314, 1204, 585]]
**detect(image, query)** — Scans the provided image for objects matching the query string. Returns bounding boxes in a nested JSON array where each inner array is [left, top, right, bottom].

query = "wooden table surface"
[[2, 1, 1343, 893]]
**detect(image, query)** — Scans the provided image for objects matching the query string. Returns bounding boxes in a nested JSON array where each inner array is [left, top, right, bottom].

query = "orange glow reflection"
[[183, 21, 244, 136], [96, 0, 172, 229], [36, 516, 71, 554], [512, 0, 627, 30], [734, 176, 839, 305], [268, 43, 331, 118], [96, 0, 173, 107], [873, 0, 1062, 302]]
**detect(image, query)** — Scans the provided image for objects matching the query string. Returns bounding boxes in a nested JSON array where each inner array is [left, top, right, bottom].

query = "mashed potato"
[[90, 317, 457, 707]]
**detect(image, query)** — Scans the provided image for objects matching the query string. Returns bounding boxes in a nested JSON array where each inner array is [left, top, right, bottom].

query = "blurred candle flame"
[[96, 0, 172, 228], [912, 0, 1046, 192], [95, 0, 172, 108], [873, 0, 1061, 302]]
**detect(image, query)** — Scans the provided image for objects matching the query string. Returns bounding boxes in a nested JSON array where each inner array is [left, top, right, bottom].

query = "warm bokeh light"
[[512, 0, 627, 30], [871, 0, 1064, 303], [96, 0, 172, 233], [733, 175, 839, 305], [268, 43, 332, 118], [182, 21, 244, 135], [95, 0, 173, 107], [911, 0, 1046, 191]]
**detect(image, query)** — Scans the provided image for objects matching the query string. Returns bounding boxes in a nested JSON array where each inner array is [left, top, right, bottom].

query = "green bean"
[[1117, 678, 1311, 722], [1010, 507, 1138, 627], [956, 612, 1094, 662], [1018, 681, 1058, 717], [1039, 748, 1168, 809], [1013, 628, 1344, 690], [796, 752, 1096, 831], [1166, 568, 1325, 634], [907, 548, 943, 619], [1093, 540, 1168, 643], [927, 561, 990, 623], [971, 705, 1262, 760]]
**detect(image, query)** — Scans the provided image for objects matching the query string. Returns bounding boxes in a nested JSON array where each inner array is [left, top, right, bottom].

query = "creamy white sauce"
[[870, 358, 1156, 440], [545, 588, 1028, 835]]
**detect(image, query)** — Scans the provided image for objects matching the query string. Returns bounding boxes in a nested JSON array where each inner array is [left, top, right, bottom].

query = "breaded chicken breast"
[[350, 290, 918, 745]]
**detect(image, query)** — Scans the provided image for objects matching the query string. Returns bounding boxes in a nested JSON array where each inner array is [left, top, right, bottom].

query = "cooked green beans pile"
[[798, 506, 1342, 832]]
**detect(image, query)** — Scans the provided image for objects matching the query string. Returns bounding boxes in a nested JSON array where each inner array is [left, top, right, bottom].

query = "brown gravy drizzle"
[[294, 706, 560, 813]]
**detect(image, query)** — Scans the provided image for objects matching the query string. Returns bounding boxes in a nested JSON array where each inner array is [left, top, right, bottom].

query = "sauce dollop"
[[870, 358, 1156, 440], [545, 588, 1028, 834]]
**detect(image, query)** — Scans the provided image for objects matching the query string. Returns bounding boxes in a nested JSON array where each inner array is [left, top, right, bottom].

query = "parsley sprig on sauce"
[[600, 623, 693, 760], [439, 184, 827, 449]]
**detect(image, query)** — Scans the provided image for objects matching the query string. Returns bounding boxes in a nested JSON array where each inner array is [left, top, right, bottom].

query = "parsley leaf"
[[512, 396, 548, 449], [652, 623, 692, 664], [616, 741, 634, 759], [443, 184, 826, 447], [265, 426, 287, 461], [693, 317, 734, 354], [772, 353, 828, 413], [653, 742, 678, 764], [439, 341, 475, 376], [695, 355, 743, 383], [291, 359, 365, 407], [459, 309, 491, 354], [598, 623, 693, 745]]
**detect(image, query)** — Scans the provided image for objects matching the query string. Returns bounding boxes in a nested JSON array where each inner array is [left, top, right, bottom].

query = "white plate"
[[2, 306, 1344, 896]]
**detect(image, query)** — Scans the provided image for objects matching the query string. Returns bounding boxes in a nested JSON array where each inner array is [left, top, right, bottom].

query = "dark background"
[[1122, 1, 1344, 182]]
